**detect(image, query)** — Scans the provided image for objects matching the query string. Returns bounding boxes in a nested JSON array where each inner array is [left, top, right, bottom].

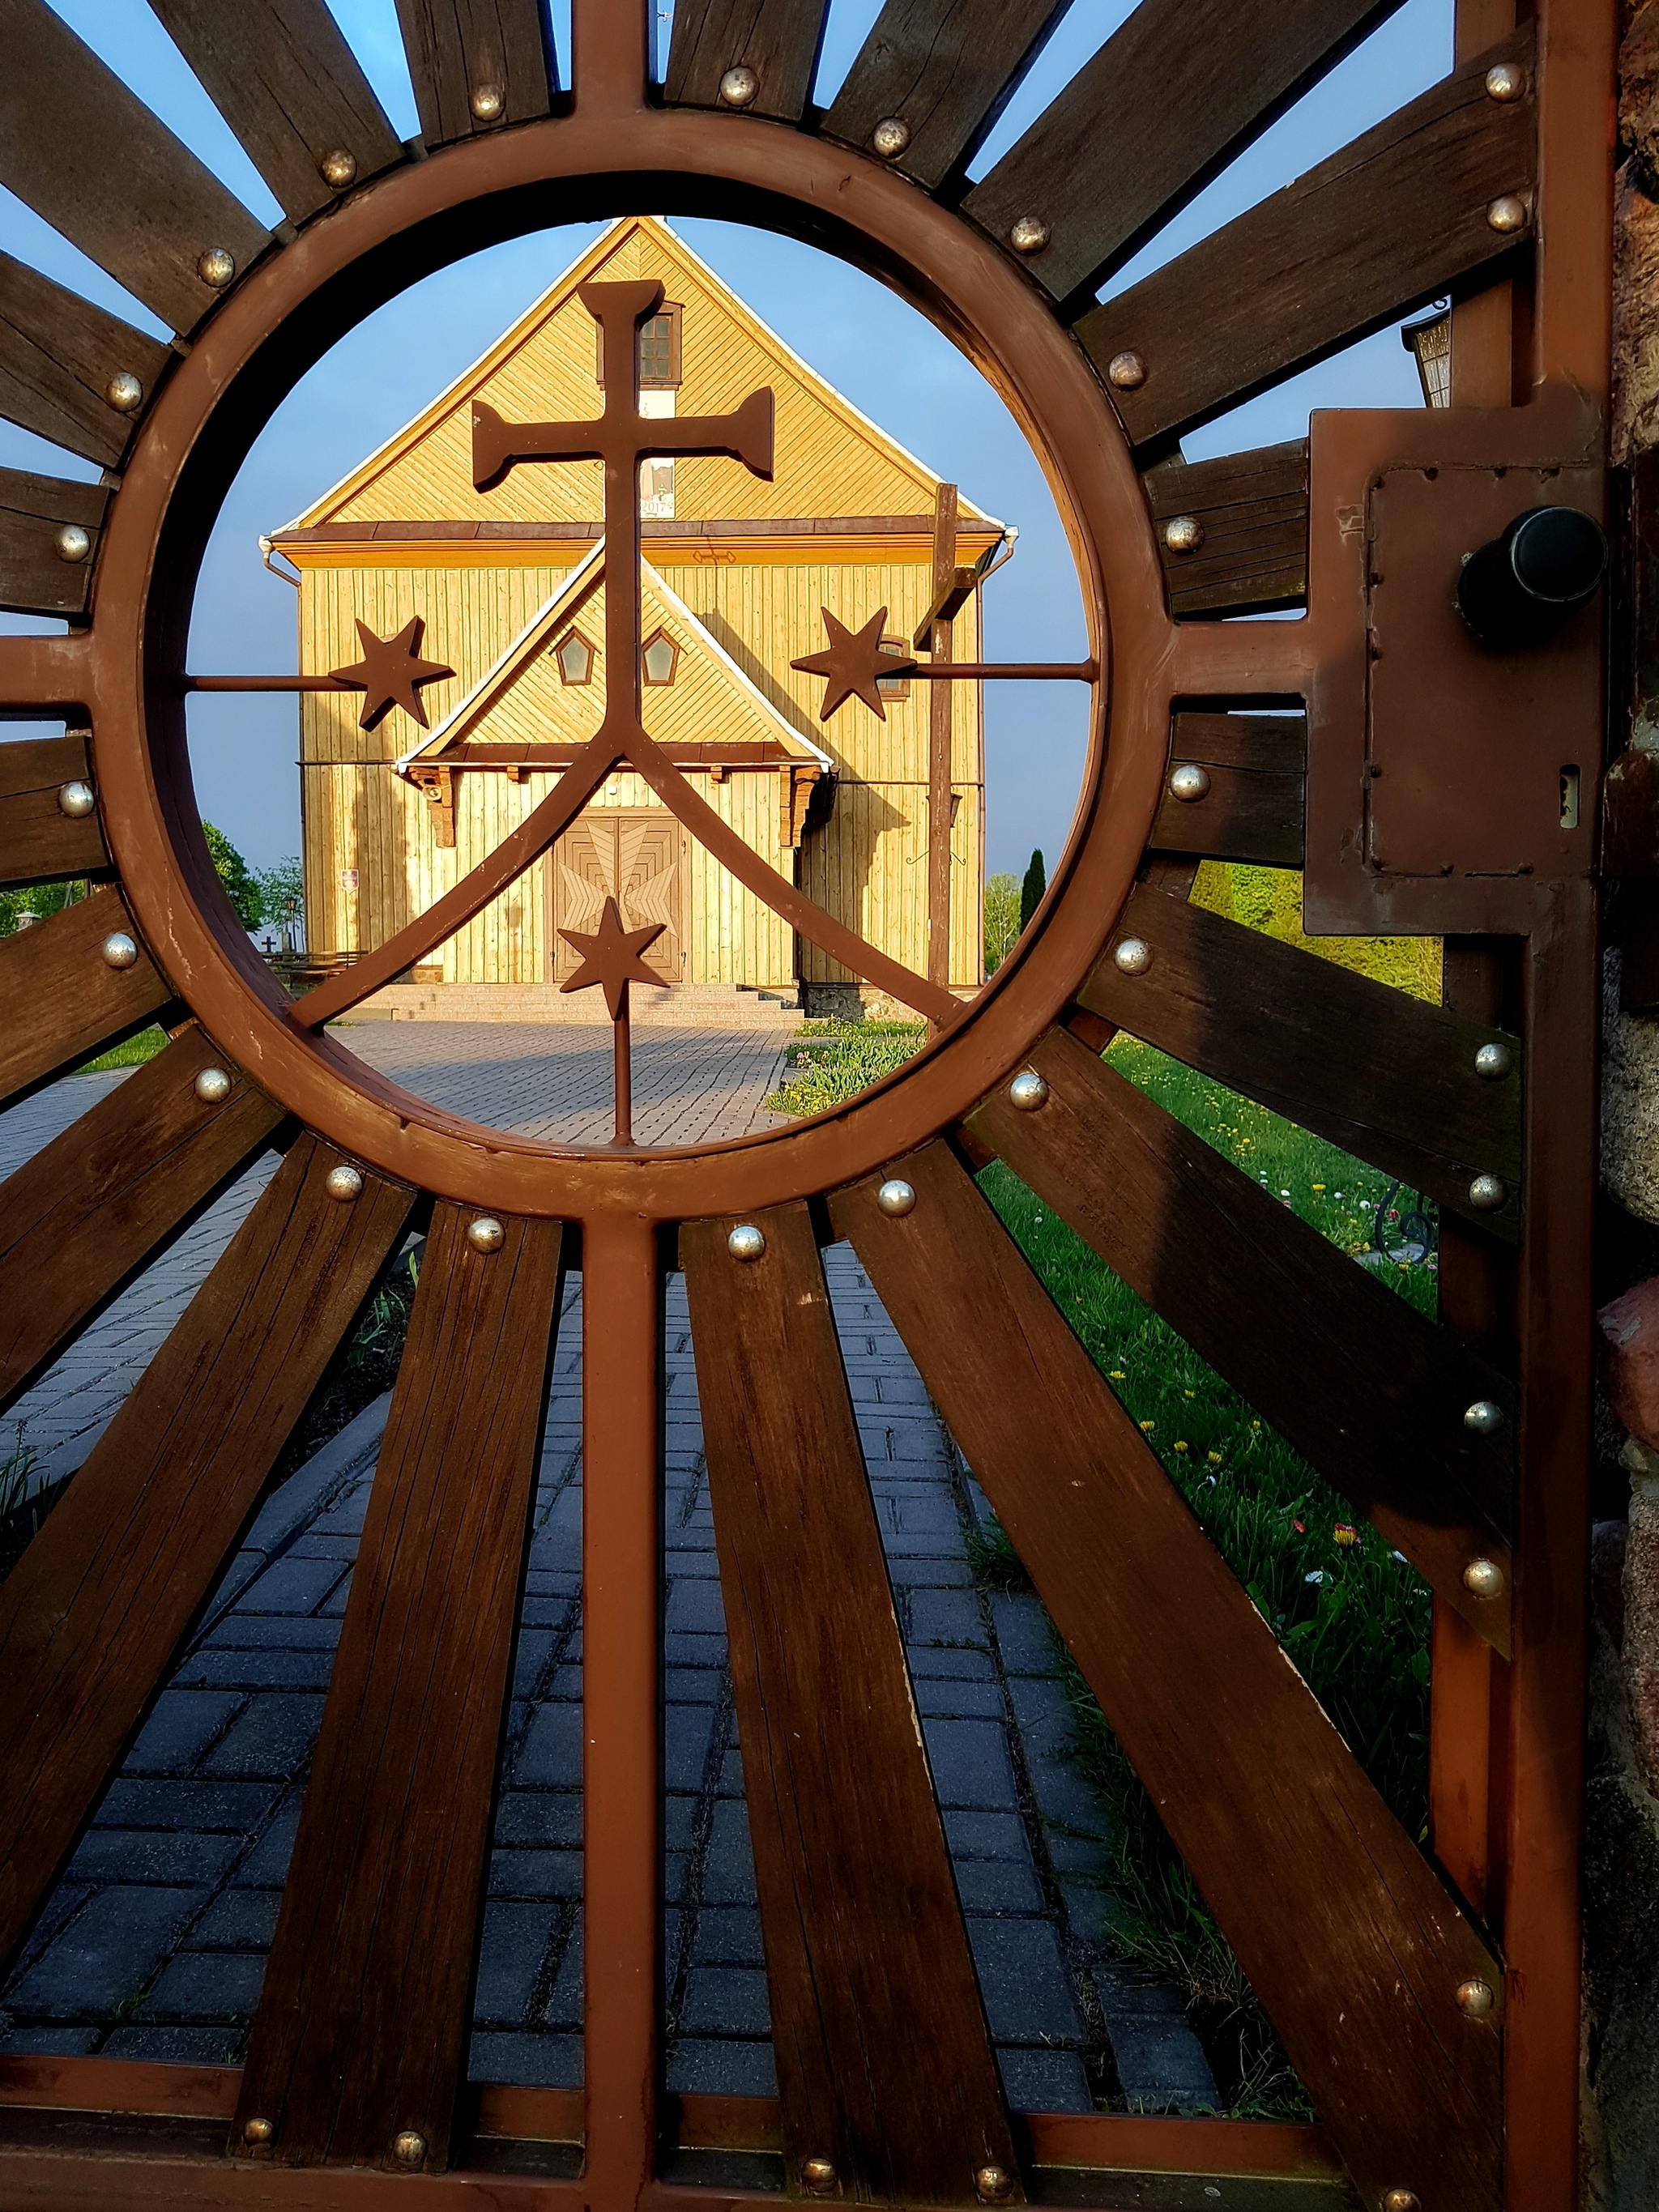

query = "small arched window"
[[642, 629, 679, 686], [555, 629, 594, 684]]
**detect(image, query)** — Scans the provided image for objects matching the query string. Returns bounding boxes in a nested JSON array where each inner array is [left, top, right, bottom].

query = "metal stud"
[[104, 371, 144, 414], [975, 2167, 1014, 2205], [1113, 937, 1152, 976], [55, 524, 92, 563], [469, 82, 504, 121], [1473, 1040, 1512, 1080], [871, 117, 910, 159], [1463, 1400, 1503, 1436], [1107, 351, 1146, 391], [1463, 1557, 1505, 1600], [1169, 763, 1210, 803], [1380, 2194, 1421, 2212], [876, 1178, 916, 1217], [318, 147, 357, 189], [1486, 194, 1529, 234], [197, 246, 236, 288], [467, 1215, 505, 1254], [325, 1164, 364, 1204], [194, 1068, 232, 1104], [58, 779, 95, 816], [1009, 1069, 1049, 1112], [1456, 1976, 1495, 2018], [1009, 214, 1051, 254], [719, 65, 759, 107], [727, 1223, 766, 1262], [801, 2158, 838, 2196], [1162, 514, 1205, 555], [392, 2130, 426, 2167], [1468, 1172, 1508, 1210], [1485, 61, 1525, 101], [242, 2116, 275, 2146], [100, 931, 139, 970]]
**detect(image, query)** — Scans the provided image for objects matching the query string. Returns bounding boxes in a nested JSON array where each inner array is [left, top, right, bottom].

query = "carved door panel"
[[551, 812, 684, 982]]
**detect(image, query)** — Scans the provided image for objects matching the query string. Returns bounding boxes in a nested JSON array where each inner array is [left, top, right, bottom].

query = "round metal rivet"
[[197, 246, 236, 288], [57, 780, 95, 818], [104, 371, 144, 414], [719, 65, 758, 107], [55, 524, 91, 564], [1113, 937, 1153, 976], [325, 1164, 364, 1203], [1485, 62, 1525, 101], [393, 2131, 426, 2167], [1468, 1172, 1508, 1211], [975, 2167, 1014, 2205], [1473, 1041, 1512, 1080], [100, 931, 139, 970], [318, 147, 357, 189], [194, 1068, 231, 1104], [876, 1178, 916, 1217], [871, 117, 910, 159], [1009, 214, 1051, 254], [1380, 2194, 1421, 2212], [1464, 1400, 1503, 1436], [467, 1216, 505, 1254], [1107, 350, 1146, 391], [727, 1223, 766, 1262], [1486, 194, 1529, 234], [1009, 1070, 1049, 1113], [1456, 1976, 1495, 2018], [1169, 763, 1211, 803], [1463, 1557, 1505, 1600], [801, 2158, 838, 2196], [1162, 514, 1205, 555], [242, 2116, 275, 2146], [469, 82, 504, 120]]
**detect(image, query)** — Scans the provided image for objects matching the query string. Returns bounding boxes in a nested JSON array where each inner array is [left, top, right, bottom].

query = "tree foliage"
[[1019, 847, 1047, 931], [202, 822, 263, 930], [983, 872, 1021, 974]]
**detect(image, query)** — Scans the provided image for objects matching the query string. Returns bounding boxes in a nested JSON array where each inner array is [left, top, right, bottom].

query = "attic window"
[[596, 303, 683, 389], [642, 629, 679, 686], [555, 629, 594, 684], [876, 637, 912, 700]]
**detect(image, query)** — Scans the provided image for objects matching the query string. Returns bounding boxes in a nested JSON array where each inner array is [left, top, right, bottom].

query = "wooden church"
[[271, 217, 1006, 1015]]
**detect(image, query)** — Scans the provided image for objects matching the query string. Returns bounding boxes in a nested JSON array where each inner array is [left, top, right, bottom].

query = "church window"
[[876, 636, 912, 700], [555, 629, 594, 684], [642, 629, 679, 686], [595, 302, 683, 388]]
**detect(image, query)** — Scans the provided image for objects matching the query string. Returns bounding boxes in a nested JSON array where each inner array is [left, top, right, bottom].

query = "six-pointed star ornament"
[[329, 616, 454, 730], [790, 605, 914, 721], [557, 897, 667, 1019]]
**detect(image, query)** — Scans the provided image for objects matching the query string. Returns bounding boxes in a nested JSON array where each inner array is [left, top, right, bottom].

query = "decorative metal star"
[[557, 897, 667, 1019], [329, 616, 454, 730], [791, 606, 914, 722]]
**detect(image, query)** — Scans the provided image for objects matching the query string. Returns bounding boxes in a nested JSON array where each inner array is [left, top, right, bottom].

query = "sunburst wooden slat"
[[963, 0, 1408, 305], [1075, 28, 1536, 449], [832, 1140, 1504, 2212], [663, 0, 832, 123], [0, 251, 172, 469], [147, 0, 404, 224], [235, 1205, 565, 2172], [1149, 713, 1306, 870], [0, 889, 173, 1110], [683, 1204, 1018, 2206], [0, 0, 269, 336], [0, 735, 108, 887], [1143, 441, 1309, 618], [0, 473, 109, 620], [0, 1136, 416, 1980], [393, 0, 557, 148]]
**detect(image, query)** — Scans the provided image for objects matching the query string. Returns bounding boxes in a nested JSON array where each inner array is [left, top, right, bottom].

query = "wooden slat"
[[1073, 28, 1535, 447], [830, 1144, 1503, 2212], [0, 0, 269, 336], [821, 0, 1068, 189], [682, 1204, 1017, 2206], [0, 252, 172, 470], [1149, 726, 1305, 867], [0, 471, 109, 620], [0, 1137, 415, 1980], [0, 733, 109, 888], [0, 886, 173, 1111], [147, 0, 405, 224], [962, 0, 1407, 305], [1079, 875, 1525, 1236], [1143, 441, 1309, 618], [0, 1029, 284, 1419], [663, 0, 832, 123], [236, 1204, 565, 2172], [970, 1028, 1514, 1643], [394, 0, 556, 148]]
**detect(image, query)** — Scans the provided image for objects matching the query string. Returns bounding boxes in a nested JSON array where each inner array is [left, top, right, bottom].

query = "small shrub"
[[767, 1021, 928, 1115]]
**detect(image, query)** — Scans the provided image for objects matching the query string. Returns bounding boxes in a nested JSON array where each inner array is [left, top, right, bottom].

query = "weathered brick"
[[923, 1719, 1018, 1810], [966, 1918, 1083, 2044], [201, 1694, 326, 1781], [488, 1849, 582, 1899], [495, 1792, 582, 1850], [467, 2029, 582, 2088], [124, 1691, 242, 1776], [148, 1950, 266, 2022], [474, 1902, 559, 2025], [510, 1703, 582, 1788], [7, 1887, 206, 2018], [680, 1967, 770, 2035], [664, 2038, 777, 2097]]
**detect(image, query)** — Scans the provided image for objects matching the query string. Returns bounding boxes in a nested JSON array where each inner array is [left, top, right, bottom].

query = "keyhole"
[[1559, 765, 1580, 830]]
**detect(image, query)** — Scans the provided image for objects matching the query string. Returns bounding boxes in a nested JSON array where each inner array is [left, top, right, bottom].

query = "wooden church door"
[[549, 813, 684, 983]]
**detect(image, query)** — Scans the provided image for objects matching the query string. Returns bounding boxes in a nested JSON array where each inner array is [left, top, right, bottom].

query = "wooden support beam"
[[830, 1142, 1503, 2212], [683, 1204, 1017, 2205], [970, 1027, 1515, 1644], [0, 0, 269, 335], [236, 1204, 566, 2172], [1149, 712, 1306, 868], [1142, 441, 1309, 618], [1079, 873, 1525, 1238], [394, 0, 557, 146], [1072, 28, 1535, 448], [0, 733, 109, 889], [0, 252, 172, 470], [0, 1137, 415, 1980], [928, 483, 957, 994], [0, 471, 109, 620], [147, 0, 405, 224], [0, 887, 173, 1112], [663, 0, 832, 122]]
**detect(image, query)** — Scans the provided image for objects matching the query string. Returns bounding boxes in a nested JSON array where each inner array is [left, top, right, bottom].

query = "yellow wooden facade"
[[273, 217, 1004, 1001]]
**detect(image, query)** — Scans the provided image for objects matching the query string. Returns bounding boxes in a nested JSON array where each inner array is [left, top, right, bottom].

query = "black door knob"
[[1456, 504, 1607, 650]]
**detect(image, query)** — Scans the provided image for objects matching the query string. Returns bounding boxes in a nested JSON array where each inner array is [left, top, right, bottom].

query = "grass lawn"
[[78, 1027, 169, 1073]]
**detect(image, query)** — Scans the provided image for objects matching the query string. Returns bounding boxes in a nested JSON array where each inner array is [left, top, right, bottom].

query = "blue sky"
[[0, 0, 1452, 877]]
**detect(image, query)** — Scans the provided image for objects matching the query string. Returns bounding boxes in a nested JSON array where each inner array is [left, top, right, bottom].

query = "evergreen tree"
[[1019, 847, 1047, 931], [202, 822, 263, 930]]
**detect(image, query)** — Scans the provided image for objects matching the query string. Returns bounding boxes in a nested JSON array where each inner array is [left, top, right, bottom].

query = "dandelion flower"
[[1207, 1451, 1222, 1465], [1109, 1369, 1125, 1380], [1312, 1183, 1325, 1192], [1139, 1419, 1155, 1432], [1174, 1440, 1188, 1453]]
